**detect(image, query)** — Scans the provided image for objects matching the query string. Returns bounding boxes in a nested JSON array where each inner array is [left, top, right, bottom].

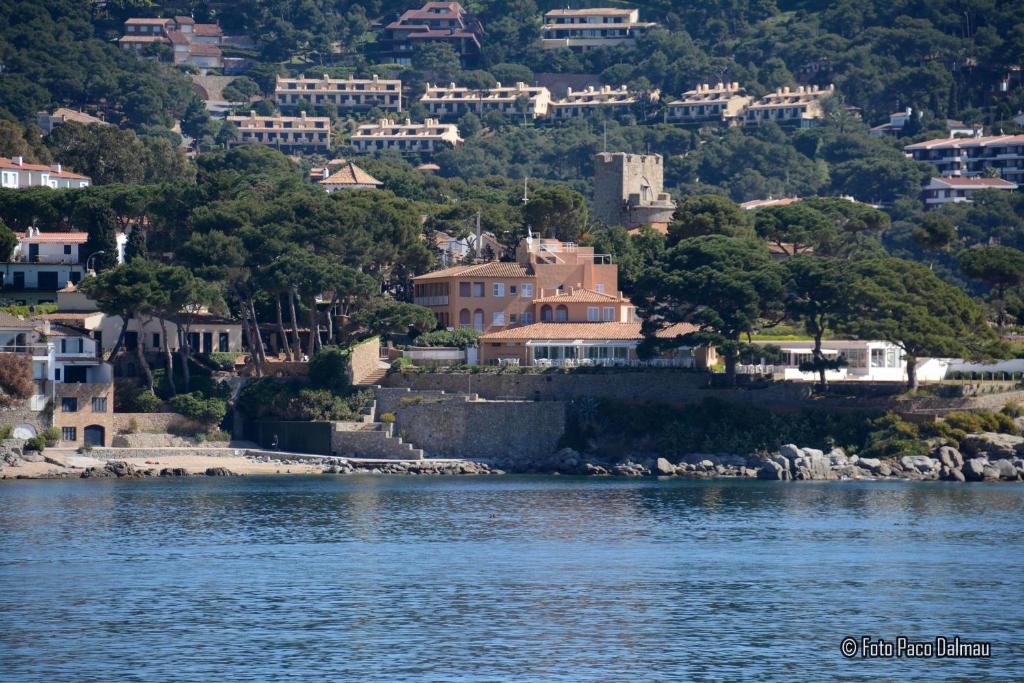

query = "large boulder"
[[993, 459, 1019, 481], [900, 455, 940, 476], [779, 444, 803, 460], [960, 433, 1024, 460], [793, 452, 835, 480], [757, 460, 790, 480], [827, 448, 849, 466], [655, 457, 676, 476], [205, 467, 234, 477], [940, 466, 966, 482], [934, 446, 964, 470], [963, 458, 988, 482]]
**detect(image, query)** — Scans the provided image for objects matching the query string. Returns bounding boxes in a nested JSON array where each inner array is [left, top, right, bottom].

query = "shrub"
[[78, 442, 93, 453], [309, 346, 352, 395], [391, 357, 414, 372], [205, 429, 231, 442], [42, 426, 60, 446], [0, 424, 12, 440], [169, 393, 227, 429], [125, 418, 139, 434], [0, 353, 34, 407], [205, 352, 241, 371], [380, 412, 396, 424], [412, 328, 481, 349], [24, 435, 46, 452], [117, 381, 164, 413]]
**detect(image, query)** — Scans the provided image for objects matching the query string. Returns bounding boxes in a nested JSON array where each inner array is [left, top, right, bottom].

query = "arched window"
[[459, 309, 471, 327], [540, 305, 553, 322], [555, 305, 568, 322], [473, 309, 484, 332]]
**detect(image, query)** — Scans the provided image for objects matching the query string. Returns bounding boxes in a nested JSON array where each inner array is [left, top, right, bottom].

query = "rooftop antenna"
[[522, 176, 529, 204]]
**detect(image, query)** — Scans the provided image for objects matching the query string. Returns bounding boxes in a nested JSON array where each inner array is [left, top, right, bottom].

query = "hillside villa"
[[541, 8, 658, 49], [0, 157, 91, 189]]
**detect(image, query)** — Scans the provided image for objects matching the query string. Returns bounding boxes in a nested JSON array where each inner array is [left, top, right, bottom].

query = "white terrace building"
[[743, 340, 949, 383], [549, 85, 653, 120], [226, 111, 331, 153], [922, 177, 1018, 207], [275, 75, 403, 112], [665, 82, 751, 124], [744, 84, 834, 127], [541, 8, 658, 49], [421, 82, 552, 119], [904, 135, 1024, 184], [0, 157, 91, 189], [350, 119, 462, 154]]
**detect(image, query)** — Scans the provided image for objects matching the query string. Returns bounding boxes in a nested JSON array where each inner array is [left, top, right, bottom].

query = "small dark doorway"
[[84, 425, 105, 447], [218, 332, 229, 352], [64, 366, 88, 383], [124, 331, 138, 350], [28, 244, 39, 262], [202, 333, 213, 353], [37, 272, 58, 290], [13, 272, 24, 290]]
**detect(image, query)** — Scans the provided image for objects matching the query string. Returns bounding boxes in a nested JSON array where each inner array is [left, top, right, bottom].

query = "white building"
[[119, 16, 224, 69], [226, 111, 332, 153], [744, 84, 834, 127], [350, 118, 462, 154], [275, 74, 402, 112], [549, 85, 653, 119], [421, 82, 552, 118], [922, 177, 1018, 207], [904, 134, 1024, 184], [665, 83, 750, 124], [541, 8, 657, 49], [744, 339, 949, 383], [0, 157, 91, 189], [36, 108, 110, 135]]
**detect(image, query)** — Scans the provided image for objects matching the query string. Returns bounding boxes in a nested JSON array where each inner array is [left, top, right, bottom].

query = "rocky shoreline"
[[4, 431, 1024, 482]]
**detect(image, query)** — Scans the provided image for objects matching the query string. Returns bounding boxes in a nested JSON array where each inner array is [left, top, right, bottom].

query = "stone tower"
[[593, 152, 676, 229]]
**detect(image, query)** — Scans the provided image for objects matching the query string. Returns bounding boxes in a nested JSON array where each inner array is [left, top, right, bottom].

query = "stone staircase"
[[354, 360, 389, 387], [331, 420, 424, 460]]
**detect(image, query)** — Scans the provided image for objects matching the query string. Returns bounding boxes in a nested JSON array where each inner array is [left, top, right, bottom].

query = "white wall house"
[[0, 157, 91, 189], [745, 340, 950, 383], [922, 177, 1018, 207]]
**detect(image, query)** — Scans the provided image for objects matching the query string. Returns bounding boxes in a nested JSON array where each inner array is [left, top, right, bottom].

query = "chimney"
[[51, 163, 62, 173], [12, 156, 23, 166]]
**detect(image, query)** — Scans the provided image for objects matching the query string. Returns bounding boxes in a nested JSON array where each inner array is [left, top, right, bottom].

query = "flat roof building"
[[549, 85, 653, 119], [541, 8, 657, 50], [904, 135, 1024, 183], [744, 84, 834, 127], [350, 118, 462, 154], [421, 82, 552, 118], [922, 176, 1018, 207], [665, 82, 750, 124], [275, 74, 402, 112], [226, 111, 331, 153]]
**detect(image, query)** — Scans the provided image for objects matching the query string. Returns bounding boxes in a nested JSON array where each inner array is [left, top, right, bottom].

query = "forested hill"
[[90, 0, 1024, 124]]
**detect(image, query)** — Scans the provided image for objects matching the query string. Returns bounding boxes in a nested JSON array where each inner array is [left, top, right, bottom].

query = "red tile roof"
[[413, 262, 531, 280], [0, 311, 33, 330], [19, 231, 88, 244], [320, 160, 382, 187], [193, 23, 223, 37], [188, 43, 222, 57], [533, 288, 626, 304], [0, 157, 90, 180], [481, 321, 643, 341]]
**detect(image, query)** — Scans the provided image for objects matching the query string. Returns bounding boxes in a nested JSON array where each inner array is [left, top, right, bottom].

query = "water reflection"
[[0, 477, 1021, 681]]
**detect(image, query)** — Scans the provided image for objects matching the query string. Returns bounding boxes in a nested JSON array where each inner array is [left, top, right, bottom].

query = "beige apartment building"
[[275, 75, 402, 112], [541, 8, 658, 49], [665, 83, 751, 124], [412, 236, 618, 332], [744, 84, 834, 127], [226, 111, 331, 153], [549, 85, 652, 119], [904, 134, 1024, 184], [350, 118, 462, 154], [421, 82, 552, 118]]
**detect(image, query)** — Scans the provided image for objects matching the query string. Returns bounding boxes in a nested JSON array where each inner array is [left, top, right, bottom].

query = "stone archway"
[[84, 425, 105, 447]]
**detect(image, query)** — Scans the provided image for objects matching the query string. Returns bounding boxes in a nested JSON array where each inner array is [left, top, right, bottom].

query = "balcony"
[[414, 296, 449, 306]]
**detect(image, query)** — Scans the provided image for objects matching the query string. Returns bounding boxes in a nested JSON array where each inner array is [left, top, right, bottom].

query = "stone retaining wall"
[[113, 413, 200, 434], [330, 424, 424, 460], [0, 403, 47, 436], [374, 387, 472, 416], [91, 447, 247, 460], [394, 399, 566, 461], [347, 336, 381, 385]]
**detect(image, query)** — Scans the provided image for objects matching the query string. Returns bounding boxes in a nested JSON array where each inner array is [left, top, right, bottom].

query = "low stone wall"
[[110, 433, 228, 448], [374, 387, 473, 416], [0, 403, 47, 437], [330, 423, 424, 460], [91, 447, 247, 460], [113, 413, 200, 434], [394, 399, 566, 461], [347, 336, 381, 385]]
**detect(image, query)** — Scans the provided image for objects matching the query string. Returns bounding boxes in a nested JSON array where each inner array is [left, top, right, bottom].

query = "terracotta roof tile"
[[0, 311, 33, 329], [188, 43, 222, 57], [413, 262, 530, 280], [320, 160, 382, 187], [533, 288, 625, 304], [20, 231, 88, 244], [193, 23, 223, 36], [481, 322, 643, 341]]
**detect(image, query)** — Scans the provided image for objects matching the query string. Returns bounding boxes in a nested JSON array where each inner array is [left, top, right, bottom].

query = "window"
[[54, 368, 61, 381], [492, 311, 505, 326], [64, 245, 72, 255], [603, 306, 616, 321], [595, 284, 605, 293], [152, 333, 161, 349], [92, 397, 108, 412], [61, 397, 77, 413], [555, 306, 568, 322], [219, 333, 229, 353], [459, 282, 471, 297], [472, 282, 485, 297], [62, 427, 76, 442], [587, 306, 600, 322], [493, 283, 504, 297], [509, 313, 517, 324], [509, 285, 517, 295], [521, 311, 533, 324], [870, 348, 886, 368], [520, 283, 534, 298]]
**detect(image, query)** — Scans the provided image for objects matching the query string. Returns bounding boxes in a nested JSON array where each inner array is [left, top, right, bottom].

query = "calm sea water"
[[1, 476, 1022, 681]]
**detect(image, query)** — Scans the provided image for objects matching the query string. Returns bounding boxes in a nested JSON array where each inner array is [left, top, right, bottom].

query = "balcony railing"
[[414, 296, 449, 306], [0, 344, 51, 355]]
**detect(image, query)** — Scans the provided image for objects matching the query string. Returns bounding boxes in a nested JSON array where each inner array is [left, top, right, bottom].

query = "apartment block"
[[275, 75, 402, 112], [665, 82, 751, 124], [421, 82, 552, 118], [541, 8, 657, 49], [226, 111, 332, 152], [350, 118, 462, 154], [548, 85, 651, 119], [744, 84, 834, 127], [904, 135, 1024, 183], [922, 177, 1018, 207]]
